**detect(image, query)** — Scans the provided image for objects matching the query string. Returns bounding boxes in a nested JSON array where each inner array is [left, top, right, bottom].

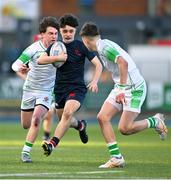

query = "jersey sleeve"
[[102, 45, 120, 63], [18, 45, 35, 64]]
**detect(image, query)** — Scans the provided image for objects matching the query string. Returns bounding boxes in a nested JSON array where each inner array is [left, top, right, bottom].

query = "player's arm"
[[16, 71, 27, 80], [87, 56, 103, 93], [115, 56, 128, 104], [103, 46, 128, 85], [37, 52, 67, 65], [12, 46, 32, 74], [103, 45, 128, 104], [12, 57, 30, 74], [116, 56, 128, 86]]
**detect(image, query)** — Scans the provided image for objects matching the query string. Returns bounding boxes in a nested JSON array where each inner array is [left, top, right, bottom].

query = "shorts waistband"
[[115, 80, 145, 90]]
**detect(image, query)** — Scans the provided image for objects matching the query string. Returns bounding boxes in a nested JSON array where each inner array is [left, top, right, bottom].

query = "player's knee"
[[118, 125, 130, 135], [32, 116, 41, 127], [21, 122, 30, 129], [97, 113, 109, 124], [22, 124, 30, 129], [63, 109, 73, 120]]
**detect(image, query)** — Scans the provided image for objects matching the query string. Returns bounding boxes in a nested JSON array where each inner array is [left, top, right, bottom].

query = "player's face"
[[42, 27, 58, 47], [60, 25, 76, 43], [82, 37, 95, 51]]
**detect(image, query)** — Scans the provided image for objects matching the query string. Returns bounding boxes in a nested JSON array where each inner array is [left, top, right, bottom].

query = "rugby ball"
[[50, 41, 67, 68]]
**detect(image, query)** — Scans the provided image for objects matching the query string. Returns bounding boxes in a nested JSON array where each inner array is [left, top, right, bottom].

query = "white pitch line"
[[0, 170, 124, 177], [76, 170, 124, 174]]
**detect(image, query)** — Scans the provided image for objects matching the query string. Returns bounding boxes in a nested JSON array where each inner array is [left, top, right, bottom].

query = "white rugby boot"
[[99, 156, 125, 168], [153, 113, 168, 140]]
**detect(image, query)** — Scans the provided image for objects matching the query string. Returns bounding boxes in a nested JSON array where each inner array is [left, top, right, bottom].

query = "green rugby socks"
[[22, 141, 33, 155], [147, 117, 157, 128], [108, 142, 121, 158]]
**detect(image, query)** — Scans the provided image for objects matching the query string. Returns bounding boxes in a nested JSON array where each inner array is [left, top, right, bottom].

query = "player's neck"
[[41, 39, 51, 48]]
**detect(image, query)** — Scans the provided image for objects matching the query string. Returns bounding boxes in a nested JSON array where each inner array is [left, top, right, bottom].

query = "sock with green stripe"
[[147, 117, 158, 128], [22, 141, 33, 155], [108, 142, 122, 158]]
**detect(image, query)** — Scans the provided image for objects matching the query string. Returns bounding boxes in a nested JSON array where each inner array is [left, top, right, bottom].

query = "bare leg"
[[21, 111, 33, 129], [54, 100, 80, 140], [97, 101, 119, 143], [56, 108, 88, 143], [97, 102, 125, 168], [118, 111, 148, 135], [43, 109, 54, 140], [26, 105, 48, 143], [21, 105, 48, 162]]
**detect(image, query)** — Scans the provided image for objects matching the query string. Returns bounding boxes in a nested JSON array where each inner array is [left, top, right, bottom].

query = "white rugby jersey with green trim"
[[96, 39, 144, 85], [18, 40, 56, 91]]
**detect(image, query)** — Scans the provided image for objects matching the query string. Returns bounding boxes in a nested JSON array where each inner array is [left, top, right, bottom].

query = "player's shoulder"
[[100, 39, 114, 46], [28, 40, 40, 48], [99, 39, 119, 49], [25, 41, 44, 52]]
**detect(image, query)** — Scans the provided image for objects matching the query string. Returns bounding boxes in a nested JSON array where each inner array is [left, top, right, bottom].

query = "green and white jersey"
[[18, 40, 56, 91], [96, 39, 144, 86]]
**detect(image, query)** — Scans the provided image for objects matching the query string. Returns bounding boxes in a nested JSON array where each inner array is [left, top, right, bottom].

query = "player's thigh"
[[21, 110, 33, 129], [32, 105, 48, 125], [97, 89, 121, 121], [97, 101, 120, 122], [43, 110, 53, 121], [43, 101, 56, 122], [118, 111, 139, 129], [63, 99, 80, 116]]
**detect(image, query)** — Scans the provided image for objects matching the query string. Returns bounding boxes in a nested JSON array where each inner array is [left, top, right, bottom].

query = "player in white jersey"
[[80, 22, 168, 168], [12, 16, 67, 163], [17, 33, 55, 141]]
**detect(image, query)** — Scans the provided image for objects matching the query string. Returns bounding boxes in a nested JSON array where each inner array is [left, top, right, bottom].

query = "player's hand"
[[115, 85, 127, 105], [56, 52, 67, 62], [87, 80, 98, 93], [19, 64, 30, 74], [116, 92, 126, 104]]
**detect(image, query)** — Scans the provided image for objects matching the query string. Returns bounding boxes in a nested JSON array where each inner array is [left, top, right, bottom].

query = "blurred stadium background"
[[0, 0, 171, 122]]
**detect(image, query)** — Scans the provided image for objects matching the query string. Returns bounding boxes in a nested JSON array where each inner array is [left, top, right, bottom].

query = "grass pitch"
[[0, 122, 170, 179]]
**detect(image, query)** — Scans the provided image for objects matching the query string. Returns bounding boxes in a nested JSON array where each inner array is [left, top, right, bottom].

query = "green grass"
[[0, 122, 170, 179]]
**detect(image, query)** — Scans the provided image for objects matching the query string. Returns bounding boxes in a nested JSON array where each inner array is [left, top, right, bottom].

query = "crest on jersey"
[[53, 50, 59, 55], [44, 96, 49, 102]]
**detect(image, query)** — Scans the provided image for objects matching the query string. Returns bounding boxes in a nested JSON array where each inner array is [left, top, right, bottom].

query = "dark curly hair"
[[80, 22, 100, 37], [59, 14, 79, 28], [39, 16, 59, 33]]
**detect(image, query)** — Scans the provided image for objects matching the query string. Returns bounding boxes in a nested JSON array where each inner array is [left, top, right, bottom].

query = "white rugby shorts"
[[21, 90, 53, 111], [105, 81, 147, 113]]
